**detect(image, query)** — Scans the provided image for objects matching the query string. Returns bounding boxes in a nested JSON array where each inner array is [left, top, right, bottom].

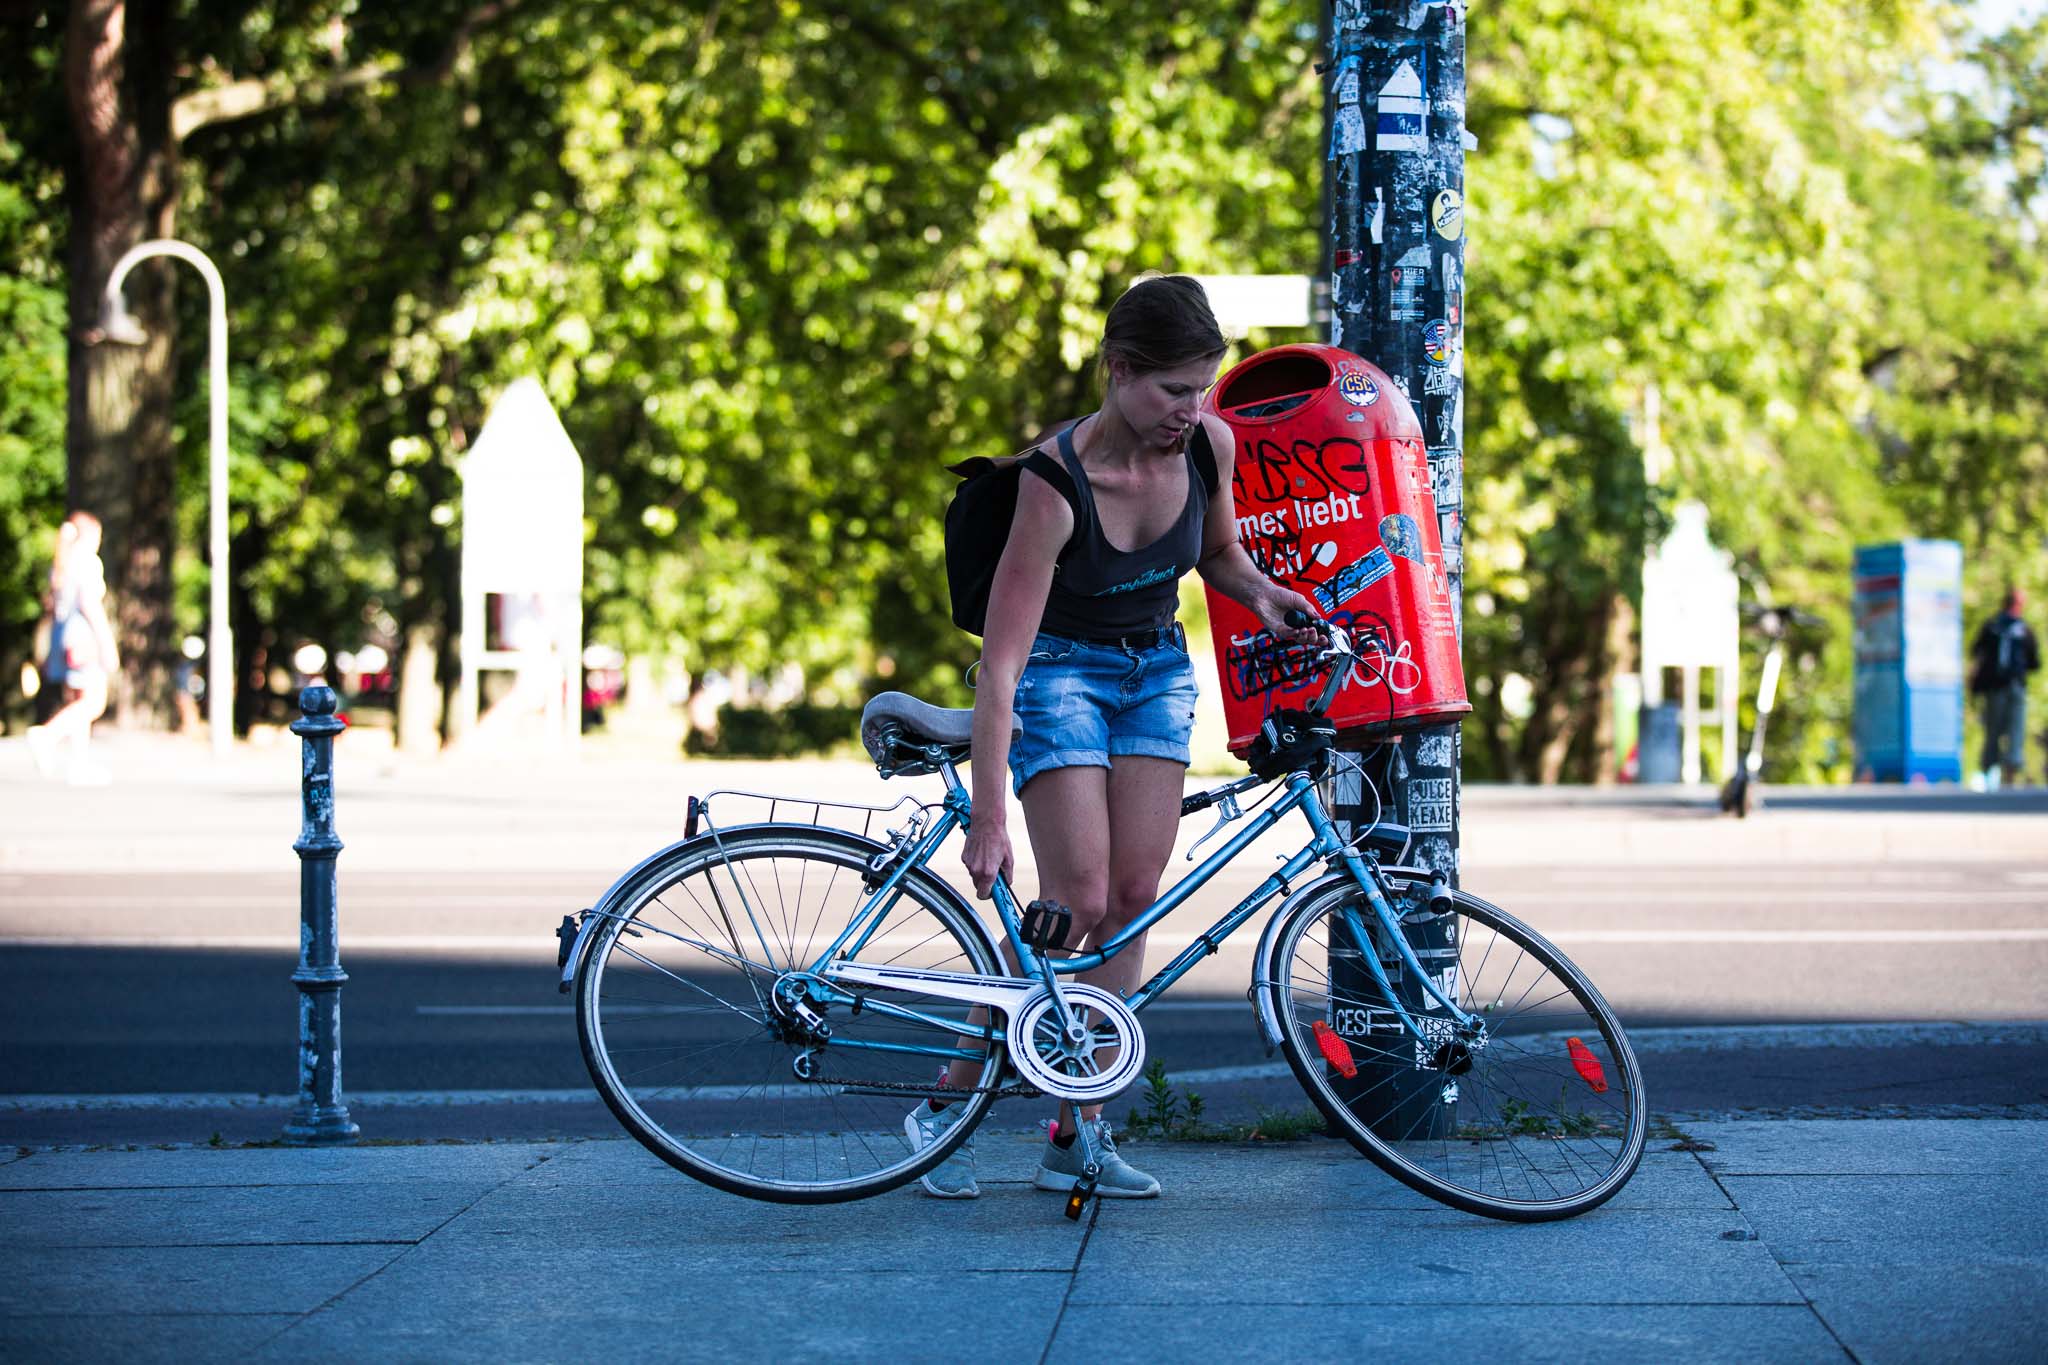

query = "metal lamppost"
[[100, 239, 234, 758]]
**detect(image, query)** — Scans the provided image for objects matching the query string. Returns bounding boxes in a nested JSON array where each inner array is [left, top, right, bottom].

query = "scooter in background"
[[1719, 605, 1823, 818]]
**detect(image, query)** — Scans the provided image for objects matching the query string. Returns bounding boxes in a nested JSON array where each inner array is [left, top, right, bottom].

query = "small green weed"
[[1121, 1061, 1323, 1143]]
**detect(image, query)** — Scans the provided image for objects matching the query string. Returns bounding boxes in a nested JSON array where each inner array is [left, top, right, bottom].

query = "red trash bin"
[[1202, 344, 1469, 749]]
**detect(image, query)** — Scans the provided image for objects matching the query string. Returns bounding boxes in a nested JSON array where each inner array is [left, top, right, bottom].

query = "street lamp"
[[99, 239, 234, 759]]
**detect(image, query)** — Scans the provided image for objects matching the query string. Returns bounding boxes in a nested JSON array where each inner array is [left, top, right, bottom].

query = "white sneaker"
[[903, 1101, 979, 1199]]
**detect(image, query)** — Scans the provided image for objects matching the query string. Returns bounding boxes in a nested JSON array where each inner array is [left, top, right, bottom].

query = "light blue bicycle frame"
[[794, 756, 1477, 1070]]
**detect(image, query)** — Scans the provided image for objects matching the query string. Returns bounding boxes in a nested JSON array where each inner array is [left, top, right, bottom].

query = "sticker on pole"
[[1423, 319, 1454, 366], [1375, 59, 1428, 152], [1432, 188, 1463, 241]]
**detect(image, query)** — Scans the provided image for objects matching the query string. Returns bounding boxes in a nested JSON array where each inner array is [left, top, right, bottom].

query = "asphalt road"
[[3, 855, 2043, 1147]]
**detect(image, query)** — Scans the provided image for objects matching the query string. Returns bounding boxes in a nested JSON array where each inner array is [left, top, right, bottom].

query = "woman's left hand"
[[1256, 587, 1323, 645]]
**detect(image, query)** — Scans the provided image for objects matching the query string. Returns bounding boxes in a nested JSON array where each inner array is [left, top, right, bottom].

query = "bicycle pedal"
[[1023, 899, 1072, 952], [1064, 1185, 1091, 1221]]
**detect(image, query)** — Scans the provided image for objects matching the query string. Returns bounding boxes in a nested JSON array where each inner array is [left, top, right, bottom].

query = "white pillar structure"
[[1641, 502, 1740, 784], [458, 378, 584, 748]]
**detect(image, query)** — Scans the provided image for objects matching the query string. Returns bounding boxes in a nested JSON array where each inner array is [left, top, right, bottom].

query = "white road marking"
[[1546, 929, 2048, 944], [9, 926, 2045, 953]]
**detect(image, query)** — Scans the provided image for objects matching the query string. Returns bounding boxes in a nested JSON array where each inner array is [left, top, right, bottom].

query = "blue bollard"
[[283, 685, 360, 1145]]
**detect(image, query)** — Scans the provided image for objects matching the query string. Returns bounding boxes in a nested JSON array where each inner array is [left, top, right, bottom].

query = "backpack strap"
[[1189, 420, 1219, 497]]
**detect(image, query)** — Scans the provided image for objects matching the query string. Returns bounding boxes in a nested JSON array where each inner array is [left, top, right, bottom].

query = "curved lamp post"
[[100, 239, 233, 759]]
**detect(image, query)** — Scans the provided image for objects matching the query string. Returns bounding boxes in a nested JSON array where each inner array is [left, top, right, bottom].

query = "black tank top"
[[1032, 422, 1211, 639]]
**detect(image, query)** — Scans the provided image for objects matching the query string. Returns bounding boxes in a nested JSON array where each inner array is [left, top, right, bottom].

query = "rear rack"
[[685, 788, 937, 842]]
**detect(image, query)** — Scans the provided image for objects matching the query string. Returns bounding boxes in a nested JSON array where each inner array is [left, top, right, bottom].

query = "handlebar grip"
[[1283, 608, 1327, 632]]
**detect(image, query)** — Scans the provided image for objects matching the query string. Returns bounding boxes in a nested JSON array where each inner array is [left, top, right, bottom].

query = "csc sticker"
[[1432, 188, 1463, 241], [1337, 367, 1381, 407]]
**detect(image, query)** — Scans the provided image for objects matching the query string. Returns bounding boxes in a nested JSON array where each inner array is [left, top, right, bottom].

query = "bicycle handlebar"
[[1281, 609, 1357, 718]]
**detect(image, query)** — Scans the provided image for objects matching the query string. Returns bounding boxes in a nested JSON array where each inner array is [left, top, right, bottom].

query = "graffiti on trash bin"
[[1235, 435, 1373, 503]]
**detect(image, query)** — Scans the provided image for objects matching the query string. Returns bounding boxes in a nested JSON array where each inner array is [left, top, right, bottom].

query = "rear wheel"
[[1266, 874, 1646, 1221], [575, 826, 1005, 1202]]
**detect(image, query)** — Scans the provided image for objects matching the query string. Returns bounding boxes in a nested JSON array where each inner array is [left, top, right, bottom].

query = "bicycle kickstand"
[[1062, 1116, 1104, 1219], [1065, 1163, 1101, 1221]]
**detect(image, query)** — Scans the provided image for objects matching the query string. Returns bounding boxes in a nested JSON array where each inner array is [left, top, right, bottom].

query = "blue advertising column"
[[1852, 540, 1964, 783]]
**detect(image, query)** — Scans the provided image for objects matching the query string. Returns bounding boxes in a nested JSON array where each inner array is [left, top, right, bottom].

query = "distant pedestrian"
[[1968, 586, 2039, 790], [27, 511, 118, 785]]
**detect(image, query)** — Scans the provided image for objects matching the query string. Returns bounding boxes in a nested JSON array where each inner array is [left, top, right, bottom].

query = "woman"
[[28, 512, 119, 785], [906, 276, 1317, 1198]]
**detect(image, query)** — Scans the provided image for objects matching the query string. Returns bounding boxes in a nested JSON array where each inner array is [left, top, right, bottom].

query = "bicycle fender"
[[1248, 865, 1435, 1052]]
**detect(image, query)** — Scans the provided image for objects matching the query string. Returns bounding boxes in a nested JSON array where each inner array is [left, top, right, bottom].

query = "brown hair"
[[1099, 275, 1226, 381]]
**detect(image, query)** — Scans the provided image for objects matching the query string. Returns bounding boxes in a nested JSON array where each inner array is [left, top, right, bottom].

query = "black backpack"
[[943, 421, 1217, 636]]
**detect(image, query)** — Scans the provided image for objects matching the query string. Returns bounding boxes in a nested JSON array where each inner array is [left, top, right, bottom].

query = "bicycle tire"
[[576, 824, 1006, 1203], [1265, 874, 1646, 1221]]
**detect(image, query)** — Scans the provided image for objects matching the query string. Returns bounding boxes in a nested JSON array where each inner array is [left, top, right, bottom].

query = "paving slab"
[[1688, 1118, 2044, 1175], [1, 1182, 497, 1248], [1071, 1206, 1797, 1306], [1785, 1262, 2048, 1365], [0, 1143, 554, 1189], [0, 1313, 297, 1364], [532, 1134, 1727, 1213], [256, 1258, 1067, 1363], [439, 1171, 1086, 1271], [1718, 1173, 2046, 1264], [0, 1244, 403, 1316], [1049, 1304, 1846, 1363]]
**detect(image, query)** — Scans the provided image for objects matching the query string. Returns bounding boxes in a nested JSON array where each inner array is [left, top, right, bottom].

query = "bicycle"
[[560, 613, 1646, 1221]]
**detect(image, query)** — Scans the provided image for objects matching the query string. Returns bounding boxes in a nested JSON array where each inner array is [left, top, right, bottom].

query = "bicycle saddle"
[[859, 691, 1018, 767]]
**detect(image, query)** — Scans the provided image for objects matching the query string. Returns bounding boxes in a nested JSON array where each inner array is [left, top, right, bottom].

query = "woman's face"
[[1113, 355, 1222, 454]]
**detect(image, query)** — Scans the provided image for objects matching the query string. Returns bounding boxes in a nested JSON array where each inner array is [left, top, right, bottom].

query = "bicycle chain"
[[807, 1075, 1044, 1101]]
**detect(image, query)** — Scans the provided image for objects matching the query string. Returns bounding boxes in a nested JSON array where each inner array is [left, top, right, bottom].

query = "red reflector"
[[1313, 1019, 1358, 1078], [1567, 1037, 1608, 1093]]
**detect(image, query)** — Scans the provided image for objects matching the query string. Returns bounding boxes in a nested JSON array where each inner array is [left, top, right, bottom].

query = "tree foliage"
[[2, 0, 2042, 779]]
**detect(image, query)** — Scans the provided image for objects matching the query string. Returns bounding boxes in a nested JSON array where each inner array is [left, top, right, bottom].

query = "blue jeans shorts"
[[1008, 630, 1199, 795]]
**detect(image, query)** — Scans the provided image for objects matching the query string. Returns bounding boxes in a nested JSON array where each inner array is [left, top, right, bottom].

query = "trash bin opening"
[[1215, 352, 1332, 420], [1229, 392, 1317, 420]]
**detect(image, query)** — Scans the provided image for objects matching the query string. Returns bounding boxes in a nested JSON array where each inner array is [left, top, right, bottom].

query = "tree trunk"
[[64, 0, 181, 728], [1591, 590, 1633, 786]]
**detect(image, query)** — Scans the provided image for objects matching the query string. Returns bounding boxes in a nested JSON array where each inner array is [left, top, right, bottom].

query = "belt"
[[1049, 622, 1187, 651]]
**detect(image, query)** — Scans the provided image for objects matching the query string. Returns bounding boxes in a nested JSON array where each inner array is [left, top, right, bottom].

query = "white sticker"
[[1390, 244, 1430, 320], [1376, 60, 1428, 152]]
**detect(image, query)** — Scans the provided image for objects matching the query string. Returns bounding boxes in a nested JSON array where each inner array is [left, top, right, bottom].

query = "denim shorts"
[[1008, 631, 1200, 795]]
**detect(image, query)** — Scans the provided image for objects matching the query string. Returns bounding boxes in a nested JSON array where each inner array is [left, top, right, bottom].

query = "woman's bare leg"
[[940, 765, 1108, 1098]]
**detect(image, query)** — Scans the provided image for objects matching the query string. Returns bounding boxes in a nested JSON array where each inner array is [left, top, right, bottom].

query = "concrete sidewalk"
[[3, 1120, 2040, 1362]]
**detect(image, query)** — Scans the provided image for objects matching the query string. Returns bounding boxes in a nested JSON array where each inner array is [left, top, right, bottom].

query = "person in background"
[[27, 512, 119, 786], [1969, 586, 2040, 790]]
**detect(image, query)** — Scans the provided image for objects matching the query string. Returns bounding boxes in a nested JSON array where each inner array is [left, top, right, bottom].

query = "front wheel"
[[1265, 874, 1646, 1221], [575, 825, 1006, 1203]]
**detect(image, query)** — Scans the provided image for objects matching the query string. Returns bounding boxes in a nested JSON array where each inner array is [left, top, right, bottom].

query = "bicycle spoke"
[[1269, 880, 1644, 1220], [578, 831, 1005, 1201]]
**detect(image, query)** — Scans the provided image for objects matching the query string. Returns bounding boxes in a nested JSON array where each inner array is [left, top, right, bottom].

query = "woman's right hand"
[[961, 822, 1014, 900]]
